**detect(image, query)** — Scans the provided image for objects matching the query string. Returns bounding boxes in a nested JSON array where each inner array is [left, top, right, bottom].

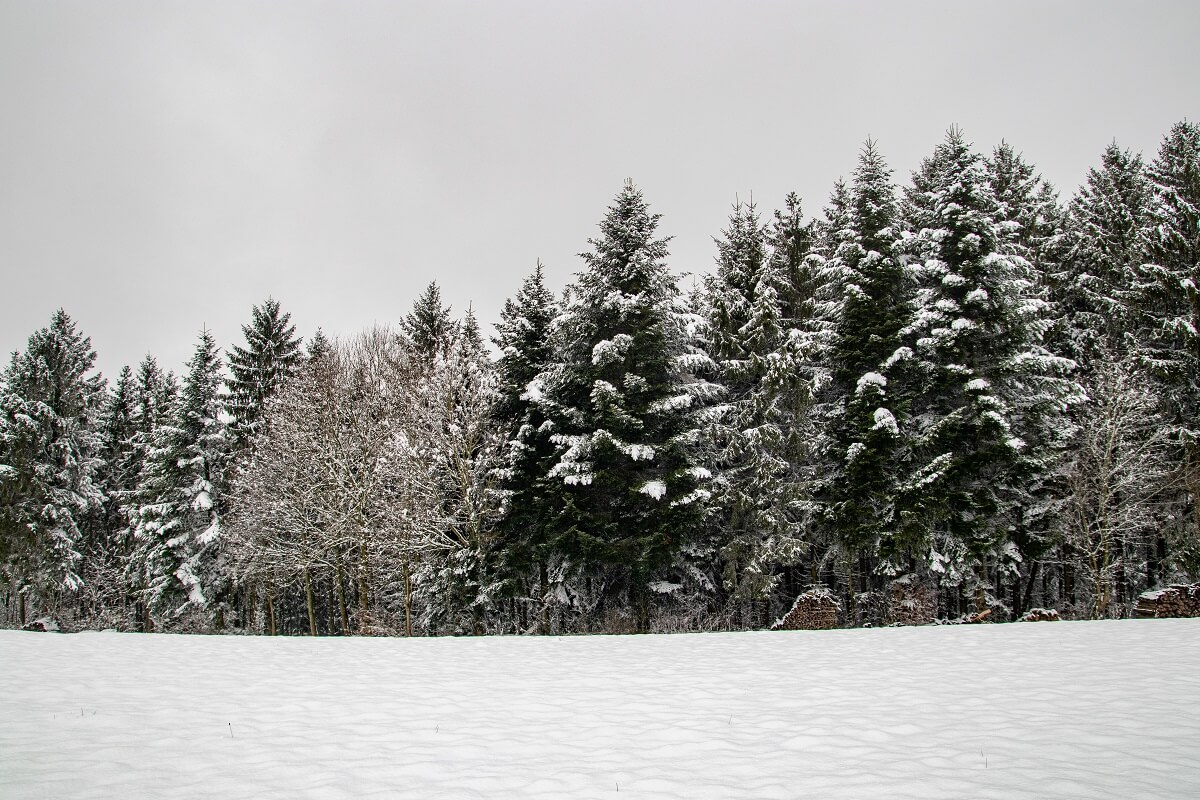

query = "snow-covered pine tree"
[[305, 328, 332, 363], [411, 307, 503, 635], [130, 329, 233, 629], [816, 142, 913, 594], [226, 297, 302, 453], [0, 309, 106, 625], [120, 355, 176, 629], [1132, 120, 1200, 577], [532, 181, 715, 631], [401, 281, 456, 363], [1057, 143, 1152, 365], [85, 364, 140, 622], [701, 198, 808, 623], [984, 142, 1082, 615], [487, 262, 560, 631], [898, 128, 1074, 617]]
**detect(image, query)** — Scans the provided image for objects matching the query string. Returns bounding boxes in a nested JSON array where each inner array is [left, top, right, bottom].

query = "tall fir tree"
[[532, 181, 716, 629], [226, 298, 302, 453], [1057, 143, 1152, 365], [0, 310, 106, 622], [401, 282, 456, 363], [1131, 120, 1200, 575], [487, 262, 560, 630], [131, 329, 233, 628], [899, 129, 1074, 615], [701, 198, 809, 619], [816, 141, 913, 586]]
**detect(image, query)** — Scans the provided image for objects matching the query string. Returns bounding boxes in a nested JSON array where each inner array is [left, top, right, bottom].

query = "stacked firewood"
[[886, 577, 936, 626], [1019, 608, 1061, 622], [1134, 584, 1200, 618], [772, 589, 840, 630]]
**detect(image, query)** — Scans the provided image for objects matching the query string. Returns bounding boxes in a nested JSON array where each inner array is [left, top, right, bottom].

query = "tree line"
[[2, 121, 1198, 635]]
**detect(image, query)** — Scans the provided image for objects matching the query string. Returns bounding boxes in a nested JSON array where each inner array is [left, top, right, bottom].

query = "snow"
[[639, 479, 668, 500], [855, 372, 887, 394], [871, 407, 899, 435], [2, 621, 1199, 799]]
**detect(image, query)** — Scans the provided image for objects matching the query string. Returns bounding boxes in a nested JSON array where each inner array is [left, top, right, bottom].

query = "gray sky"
[[1, 0, 1196, 380]]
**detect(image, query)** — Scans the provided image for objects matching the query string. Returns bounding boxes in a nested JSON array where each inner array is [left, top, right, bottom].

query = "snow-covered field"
[[2, 620, 1198, 799]]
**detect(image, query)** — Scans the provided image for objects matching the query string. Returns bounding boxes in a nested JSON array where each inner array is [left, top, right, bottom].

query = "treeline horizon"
[[2, 119, 1198, 636]]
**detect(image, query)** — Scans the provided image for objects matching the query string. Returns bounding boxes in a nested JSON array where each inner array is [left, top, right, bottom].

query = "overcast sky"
[[1, 0, 1196, 379]]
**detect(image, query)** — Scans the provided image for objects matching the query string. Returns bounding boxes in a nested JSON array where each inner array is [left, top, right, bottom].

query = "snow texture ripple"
[[1, 620, 1198, 799]]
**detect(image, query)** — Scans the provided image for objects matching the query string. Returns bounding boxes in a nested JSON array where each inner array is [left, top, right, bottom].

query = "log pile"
[[1019, 607, 1061, 622], [886, 577, 936, 626], [1134, 584, 1200, 619], [772, 589, 840, 630]]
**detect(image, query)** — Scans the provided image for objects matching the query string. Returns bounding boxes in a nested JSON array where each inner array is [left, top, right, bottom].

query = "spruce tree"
[[401, 282, 455, 363], [899, 129, 1074, 614], [533, 181, 715, 629], [1057, 143, 1152, 364], [305, 328, 332, 363], [702, 198, 808, 618], [0, 309, 106, 622], [131, 329, 233, 628], [817, 142, 912, 584], [488, 262, 559, 630], [1132, 120, 1200, 575], [226, 298, 302, 453]]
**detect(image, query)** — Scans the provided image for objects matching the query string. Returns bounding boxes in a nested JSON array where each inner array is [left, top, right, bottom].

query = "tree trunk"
[[335, 555, 349, 635], [304, 568, 317, 636], [538, 561, 550, 635], [267, 591, 277, 636], [403, 560, 413, 638], [357, 545, 370, 635]]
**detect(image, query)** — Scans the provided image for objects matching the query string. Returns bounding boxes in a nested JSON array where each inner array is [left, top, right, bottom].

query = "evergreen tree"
[[488, 262, 559, 630], [85, 365, 140, 620], [401, 282, 455, 363], [817, 142, 912, 581], [702, 198, 808, 618], [226, 298, 302, 452], [533, 181, 716, 629], [899, 129, 1074, 614], [1057, 143, 1152, 364], [131, 329, 233, 628], [305, 328, 333, 363], [0, 309, 105, 622], [1132, 120, 1200, 575]]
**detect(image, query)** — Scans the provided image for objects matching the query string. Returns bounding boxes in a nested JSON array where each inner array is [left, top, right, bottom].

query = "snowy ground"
[[2, 620, 1198, 799]]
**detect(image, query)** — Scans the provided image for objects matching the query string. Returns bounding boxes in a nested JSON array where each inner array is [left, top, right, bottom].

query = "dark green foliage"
[[131, 329, 232, 625], [226, 298, 303, 453], [820, 141, 911, 563], [488, 263, 559, 626], [0, 310, 105, 613], [401, 282, 455, 363], [533, 182, 714, 625]]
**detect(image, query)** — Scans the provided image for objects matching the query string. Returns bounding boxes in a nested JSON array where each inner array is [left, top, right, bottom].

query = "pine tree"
[[85, 365, 140, 620], [701, 198, 808, 618], [899, 129, 1074, 615], [131, 329, 233, 628], [488, 262, 559, 630], [305, 328, 332, 363], [1058, 143, 1152, 364], [817, 142, 912, 584], [226, 298, 302, 453], [412, 311, 502, 635], [0, 309, 106, 622], [1132, 120, 1200, 575], [532, 181, 715, 630], [401, 282, 455, 363]]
